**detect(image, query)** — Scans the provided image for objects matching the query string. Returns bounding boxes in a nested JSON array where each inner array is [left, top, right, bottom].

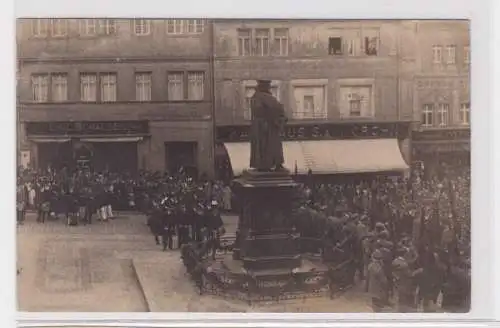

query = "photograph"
[[15, 18, 471, 313]]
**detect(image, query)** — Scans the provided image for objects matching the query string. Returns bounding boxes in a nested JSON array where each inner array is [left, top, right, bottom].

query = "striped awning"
[[224, 138, 409, 176]]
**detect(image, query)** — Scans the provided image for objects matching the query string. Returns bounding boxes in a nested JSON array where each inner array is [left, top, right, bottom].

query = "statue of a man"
[[249, 80, 287, 172]]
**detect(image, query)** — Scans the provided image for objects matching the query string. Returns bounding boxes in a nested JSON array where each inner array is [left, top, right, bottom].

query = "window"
[[339, 86, 372, 118], [446, 45, 456, 64], [51, 19, 67, 37], [31, 74, 49, 102], [166, 19, 204, 34], [80, 74, 97, 102], [187, 72, 204, 100], [134, 19, 151, 35], [79, 19, 97, 35], [329, 37, 343, 55], [364, 37, 378, 56], [421, 104, 434, 127], [135, 72, 152, 101], [243, 82, 279, 120], [51, 74, 68, 102], [31, 19, 48, 37], [273, 28, 288, 56], [243, 87, 255, 120], [167, 72, 184, 101], [99, 19, 116, 35], [346, 39, 357, 56], [255, 29, 270, 56], [459, 102, 470, 125], [293, 86, 326, 119], [238, 29, 251, 56], [464, 46, 470, 64], [100, 73, 117, 102], [432, 45, 443, 64], [167, 20, 182, 34], [437, 103, 449, 127], [348, 94, 362, 116]]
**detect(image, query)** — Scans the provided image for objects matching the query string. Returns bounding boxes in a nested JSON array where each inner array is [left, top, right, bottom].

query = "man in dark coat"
[[249, 80, 287, 171]]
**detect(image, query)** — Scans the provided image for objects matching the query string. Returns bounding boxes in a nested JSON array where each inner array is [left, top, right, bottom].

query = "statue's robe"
[[249, 90, 286, 170]]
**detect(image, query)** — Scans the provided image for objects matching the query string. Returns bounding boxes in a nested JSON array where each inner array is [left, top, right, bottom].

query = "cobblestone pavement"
[[17, 212, 372, 312]]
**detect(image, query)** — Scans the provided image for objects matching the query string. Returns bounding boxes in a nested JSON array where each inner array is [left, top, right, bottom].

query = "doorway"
[[164, 142, 198, 176]]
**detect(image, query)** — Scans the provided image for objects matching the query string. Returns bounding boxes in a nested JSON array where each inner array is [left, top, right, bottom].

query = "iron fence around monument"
[[180, 236, 354, 305]]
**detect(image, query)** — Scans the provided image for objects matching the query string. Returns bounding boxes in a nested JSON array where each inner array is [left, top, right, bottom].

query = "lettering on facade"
[[217, 122, 408, 142], [26, 121, 149, 136], [413, 129, 470, 141]]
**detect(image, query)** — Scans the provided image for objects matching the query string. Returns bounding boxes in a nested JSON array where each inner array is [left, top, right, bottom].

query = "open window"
[[328, 37, 343, 55]]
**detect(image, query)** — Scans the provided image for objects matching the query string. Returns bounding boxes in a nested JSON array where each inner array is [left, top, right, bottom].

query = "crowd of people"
[[292, 165, 471, 312], [15, 166, 232, 229], [16, 161, 471, 313]]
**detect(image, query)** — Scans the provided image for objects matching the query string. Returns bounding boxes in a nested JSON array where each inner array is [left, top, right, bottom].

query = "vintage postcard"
[[16, 18, 470, 313]]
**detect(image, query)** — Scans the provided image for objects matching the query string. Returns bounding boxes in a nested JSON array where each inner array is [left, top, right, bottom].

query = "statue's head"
[[256, 79, 272, 92]]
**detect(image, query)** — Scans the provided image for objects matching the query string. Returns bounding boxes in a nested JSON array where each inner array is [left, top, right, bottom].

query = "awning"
[[29, 137, 70, 143], [224, 138, 409, 176], [79, 137, 143, 142]]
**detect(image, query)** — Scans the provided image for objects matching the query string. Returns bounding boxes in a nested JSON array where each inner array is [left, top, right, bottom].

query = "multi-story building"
[[17, 18, 215, 176], [213, 20, 414, 178], [411, 20, 470, 177]]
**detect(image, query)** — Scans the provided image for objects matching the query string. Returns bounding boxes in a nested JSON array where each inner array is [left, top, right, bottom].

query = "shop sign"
[[413, 129, 470, 141], [217, 122, 409, 142], [26, 121, 149, 136]]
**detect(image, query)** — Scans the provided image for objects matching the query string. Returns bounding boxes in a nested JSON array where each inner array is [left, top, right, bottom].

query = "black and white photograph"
[[15, 18, 471, 313]]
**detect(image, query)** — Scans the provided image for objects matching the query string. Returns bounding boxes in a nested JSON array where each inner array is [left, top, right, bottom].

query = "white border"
[[8, 0, 496, 326]]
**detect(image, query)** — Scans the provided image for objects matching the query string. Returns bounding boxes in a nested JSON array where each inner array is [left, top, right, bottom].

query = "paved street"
[[17, 212, 371, 312]]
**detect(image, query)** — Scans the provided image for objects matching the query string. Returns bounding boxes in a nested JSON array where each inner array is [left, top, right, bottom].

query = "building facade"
[[411, 20, 470, 176], [17, 18, 215, 176], [213, 20, 415, 178]]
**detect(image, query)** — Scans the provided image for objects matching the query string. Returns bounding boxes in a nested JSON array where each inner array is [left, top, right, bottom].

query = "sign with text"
[[26, 121, 149, 136], [413, 128, 470, 141], [217, 122, 410, 142]]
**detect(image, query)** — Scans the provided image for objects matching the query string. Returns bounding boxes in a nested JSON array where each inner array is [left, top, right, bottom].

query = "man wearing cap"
[[249, 79, 287, 171]]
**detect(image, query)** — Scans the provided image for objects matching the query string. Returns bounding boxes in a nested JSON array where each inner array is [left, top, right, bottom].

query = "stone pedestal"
[[232, 169, 301, 273]]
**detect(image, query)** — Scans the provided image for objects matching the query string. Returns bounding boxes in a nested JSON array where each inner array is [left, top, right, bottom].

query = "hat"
[[372, 249, 383, 260]]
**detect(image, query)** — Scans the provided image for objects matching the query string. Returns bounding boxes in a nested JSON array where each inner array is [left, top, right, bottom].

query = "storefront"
[[25, 120, 149, 172], [216, 122, 412, 180], [412, 128, 470, 179]]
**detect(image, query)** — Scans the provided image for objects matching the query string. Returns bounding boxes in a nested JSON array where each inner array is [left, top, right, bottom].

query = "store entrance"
[[37, 142, 73, 171], [91, 142, 138, 173], [165, 141, 198, 176]]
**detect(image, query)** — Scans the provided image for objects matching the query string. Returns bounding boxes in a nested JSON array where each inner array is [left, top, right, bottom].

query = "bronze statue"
[[249, 80, 287, 172]]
